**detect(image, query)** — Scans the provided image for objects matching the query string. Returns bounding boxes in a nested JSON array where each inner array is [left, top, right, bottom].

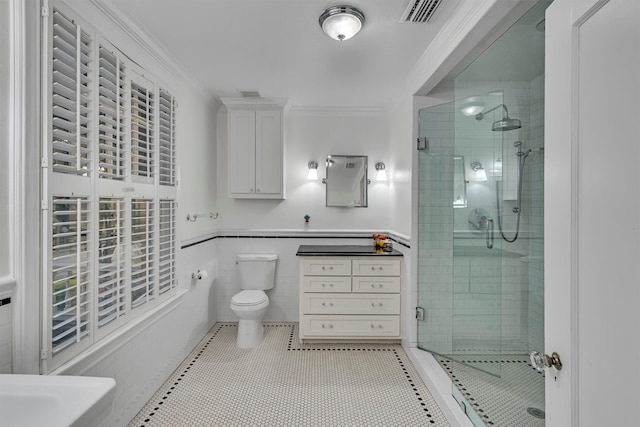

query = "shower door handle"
[[486, 218, 494, 249], [530, 351, 563, 373]]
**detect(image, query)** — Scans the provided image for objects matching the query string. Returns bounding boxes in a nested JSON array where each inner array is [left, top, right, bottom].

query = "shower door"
[[417, 93, 505, 389]]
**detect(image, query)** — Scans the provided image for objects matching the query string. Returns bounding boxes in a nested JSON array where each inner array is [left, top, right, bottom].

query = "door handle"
[[530, 351, 563, 372], [486, 218, 494, 249]]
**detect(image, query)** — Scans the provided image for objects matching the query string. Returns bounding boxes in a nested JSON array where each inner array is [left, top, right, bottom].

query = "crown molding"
[[288, 106, 388, 117], [88, 0, 211, 98]]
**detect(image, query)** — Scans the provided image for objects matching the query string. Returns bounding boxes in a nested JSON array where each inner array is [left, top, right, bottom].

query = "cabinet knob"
[[256, 188, 260, 193]]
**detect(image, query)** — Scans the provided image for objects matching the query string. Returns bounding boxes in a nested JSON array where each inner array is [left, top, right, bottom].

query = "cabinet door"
[[255, 109, 282, 195], [228, 109, 256, 196]]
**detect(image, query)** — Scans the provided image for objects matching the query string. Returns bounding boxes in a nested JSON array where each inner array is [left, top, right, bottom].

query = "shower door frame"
[[416, 94, 505, 377]]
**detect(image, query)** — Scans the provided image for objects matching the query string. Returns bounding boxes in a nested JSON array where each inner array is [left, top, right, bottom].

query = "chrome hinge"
[[417, 137, 428, 151], [41, 157, 49, 168], [40, 348, 48, 360], [41, 200, 49, 210], [41, 6, 50, 17], [415, 306, 425, 321]]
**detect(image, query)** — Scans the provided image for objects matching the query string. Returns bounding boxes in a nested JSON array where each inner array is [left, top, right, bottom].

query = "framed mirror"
[[325, 155, 368, 207]]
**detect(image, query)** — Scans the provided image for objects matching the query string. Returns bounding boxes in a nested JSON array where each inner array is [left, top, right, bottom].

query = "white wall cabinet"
[[298, 256, 402, 343], [221, 98, 288, 199]]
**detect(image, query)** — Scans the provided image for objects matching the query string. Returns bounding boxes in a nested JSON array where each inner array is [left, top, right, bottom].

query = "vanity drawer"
[[352, 276, 400, 293], [302, 276, 351, 293], [352, 259, 401, 276], [302, 293, 400, 315], [302, 315, 400, 337], [301, 259, 351, 276]]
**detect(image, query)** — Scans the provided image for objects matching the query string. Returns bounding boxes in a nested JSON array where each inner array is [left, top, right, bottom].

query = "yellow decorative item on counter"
[[372, 233, 387, 250]]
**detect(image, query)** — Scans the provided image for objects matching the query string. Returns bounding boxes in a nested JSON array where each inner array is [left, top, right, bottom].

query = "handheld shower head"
[[475, 104, 522, 131]]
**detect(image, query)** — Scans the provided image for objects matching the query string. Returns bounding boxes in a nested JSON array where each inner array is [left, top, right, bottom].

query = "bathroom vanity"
[[296, 245, 403, 343]]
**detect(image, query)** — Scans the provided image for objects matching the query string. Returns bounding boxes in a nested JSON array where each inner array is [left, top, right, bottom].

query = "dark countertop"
[[296, 245, 403, 257]]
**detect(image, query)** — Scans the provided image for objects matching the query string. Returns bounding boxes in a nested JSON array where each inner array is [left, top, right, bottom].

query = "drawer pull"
[[370, 283, 383, 288], [322, 266, 335, 271], [321, 283, 334, 287], [321, 302, 334, 307], [370, 302, 384, 307], [322, 324, 334, 329]]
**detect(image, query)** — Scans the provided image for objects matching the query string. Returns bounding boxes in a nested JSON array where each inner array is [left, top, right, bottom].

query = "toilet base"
[[236, 319, 264, 349]]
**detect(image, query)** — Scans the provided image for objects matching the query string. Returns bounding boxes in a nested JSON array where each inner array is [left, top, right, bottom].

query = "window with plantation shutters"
[[98, 45, 126, 180], [51, 9, 92, 176], [130, 199, 155, 309], [97, 198, 126, 329], [131, 79, 154, 181], [159, 89, 176, 186], [44, 4, 179, 370], [158, 200, 176, 294], [51, 197, 92, 355]]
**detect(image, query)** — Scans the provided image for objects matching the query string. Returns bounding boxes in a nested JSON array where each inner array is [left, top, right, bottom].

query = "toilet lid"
[[232, 290, 268, 306]]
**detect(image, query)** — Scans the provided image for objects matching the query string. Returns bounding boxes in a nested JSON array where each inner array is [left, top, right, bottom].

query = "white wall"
[[216, 108, 392, 231]]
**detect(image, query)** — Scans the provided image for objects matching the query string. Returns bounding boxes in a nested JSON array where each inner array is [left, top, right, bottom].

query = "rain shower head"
[[492, 117, 522, 131], [474, 104, 522, 131]]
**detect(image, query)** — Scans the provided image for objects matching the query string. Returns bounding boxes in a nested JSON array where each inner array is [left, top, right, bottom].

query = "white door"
[[545, 1, 640, 426]]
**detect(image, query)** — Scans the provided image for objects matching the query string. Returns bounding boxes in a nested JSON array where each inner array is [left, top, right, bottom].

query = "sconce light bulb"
[[307, 161, 319, 180]]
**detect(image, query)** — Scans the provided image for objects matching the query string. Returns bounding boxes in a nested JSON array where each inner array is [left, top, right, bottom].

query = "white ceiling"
[[107, 0, 462, 109]]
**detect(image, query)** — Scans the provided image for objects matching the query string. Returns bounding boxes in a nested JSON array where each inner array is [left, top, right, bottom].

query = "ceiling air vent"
[[400, 0, 443, 23], [345, 162, 356, 169]]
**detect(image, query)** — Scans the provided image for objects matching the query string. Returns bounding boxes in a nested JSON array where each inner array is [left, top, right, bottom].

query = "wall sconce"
[[319, 5, 365, 41], [375, 162, 387, 181], [307, 161, 319, 180], [470, 161, 488, 181]]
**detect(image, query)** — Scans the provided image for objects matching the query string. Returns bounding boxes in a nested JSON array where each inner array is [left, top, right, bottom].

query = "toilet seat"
[[231, 290, 268, 306]]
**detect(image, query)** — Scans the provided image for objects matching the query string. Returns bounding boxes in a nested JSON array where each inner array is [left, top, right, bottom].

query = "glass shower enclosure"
[[416, 1, 548, 425]]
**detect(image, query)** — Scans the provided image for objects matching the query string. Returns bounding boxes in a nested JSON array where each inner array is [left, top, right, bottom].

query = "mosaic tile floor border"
[[438, 355, 545, 427], [129, 323, 450, 426]]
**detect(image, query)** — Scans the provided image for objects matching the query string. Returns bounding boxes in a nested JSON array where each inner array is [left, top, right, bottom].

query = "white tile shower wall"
[[214, 236, 410, 323], [0, 299, 12, 373]]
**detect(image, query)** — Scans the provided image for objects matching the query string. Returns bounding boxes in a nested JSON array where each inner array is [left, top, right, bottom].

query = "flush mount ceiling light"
[[319, 5, 365, 41]]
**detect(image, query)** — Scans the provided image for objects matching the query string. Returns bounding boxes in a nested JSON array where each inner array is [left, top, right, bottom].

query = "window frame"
[[42, 4, 178, 372]]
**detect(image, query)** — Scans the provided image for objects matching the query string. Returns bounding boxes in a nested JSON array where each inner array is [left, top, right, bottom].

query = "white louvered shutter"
[[51, 9, 92, 175], [158, 200, 176, 294], [51, 197, 92, 355], [131, 199, 155, 309], [98, 45, 126, 180], [130, 78, 155, 182], [158, 89, 176, 186], [97, 198, 126, 330]]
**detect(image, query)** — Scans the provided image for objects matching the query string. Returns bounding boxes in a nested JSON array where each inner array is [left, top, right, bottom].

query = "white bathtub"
[[0, 374, 116, 427]]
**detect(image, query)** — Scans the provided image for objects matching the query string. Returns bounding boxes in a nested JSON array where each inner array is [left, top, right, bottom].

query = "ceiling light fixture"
[[319, 5, 365, 41]]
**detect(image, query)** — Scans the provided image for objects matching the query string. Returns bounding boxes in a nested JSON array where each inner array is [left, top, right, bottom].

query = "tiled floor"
[[438, 355, 545, 427], [129, 323, 449, 426]]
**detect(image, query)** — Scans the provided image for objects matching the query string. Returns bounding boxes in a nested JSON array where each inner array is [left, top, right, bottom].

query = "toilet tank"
[[237, 254, 278, 290]]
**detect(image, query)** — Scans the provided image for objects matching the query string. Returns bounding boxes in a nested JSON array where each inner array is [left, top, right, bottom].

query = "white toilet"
[[230, 253, 278, 349]]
